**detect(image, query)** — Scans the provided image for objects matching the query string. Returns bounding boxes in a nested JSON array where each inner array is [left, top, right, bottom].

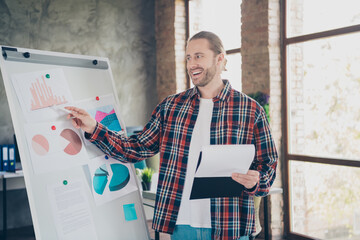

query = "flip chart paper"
[[88, 155, 138, 206], [11, 68, 74, 122], [24, 120, 88, 174], [47, 179, 98, 240]]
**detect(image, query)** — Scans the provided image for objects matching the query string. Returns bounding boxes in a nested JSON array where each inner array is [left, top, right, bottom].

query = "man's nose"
[[187, 59, 198, 69]]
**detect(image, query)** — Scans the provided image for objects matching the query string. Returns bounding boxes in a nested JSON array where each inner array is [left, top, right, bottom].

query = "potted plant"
[[141, 167, 154, 191], [248, 91, 270, 122]]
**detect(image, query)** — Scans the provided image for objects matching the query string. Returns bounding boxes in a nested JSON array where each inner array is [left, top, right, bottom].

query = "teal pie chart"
[[93, 164, 108, 195], [109, 164, 130, 191], [93, 163, 130, 195]]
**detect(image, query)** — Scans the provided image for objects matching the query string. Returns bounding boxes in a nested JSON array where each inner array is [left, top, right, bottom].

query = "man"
[[66, 31, 278, 240]]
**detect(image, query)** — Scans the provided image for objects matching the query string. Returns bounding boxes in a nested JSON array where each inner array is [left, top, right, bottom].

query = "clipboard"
[[190, 145, 255, 199]]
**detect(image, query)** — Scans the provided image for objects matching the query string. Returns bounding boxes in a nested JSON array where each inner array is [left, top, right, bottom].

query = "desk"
[[0, 170, 24, 240], [143, 187, 283, 240]]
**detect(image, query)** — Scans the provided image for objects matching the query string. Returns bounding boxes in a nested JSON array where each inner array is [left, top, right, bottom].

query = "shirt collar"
[[188, 79, 232, 102]]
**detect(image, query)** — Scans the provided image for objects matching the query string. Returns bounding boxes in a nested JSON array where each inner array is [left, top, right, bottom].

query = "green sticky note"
[[123, 203, 137, 221]]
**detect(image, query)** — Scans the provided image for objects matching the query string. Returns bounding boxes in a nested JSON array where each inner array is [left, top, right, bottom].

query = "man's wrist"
[[246, 183, 257, 192], [85, 122, 98, 139]]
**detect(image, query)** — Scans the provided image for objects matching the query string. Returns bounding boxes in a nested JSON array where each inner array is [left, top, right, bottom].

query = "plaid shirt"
[[87, 80, 278, 240]]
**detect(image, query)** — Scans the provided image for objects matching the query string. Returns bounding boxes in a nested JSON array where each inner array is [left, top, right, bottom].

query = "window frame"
[[281, 1, 360, 239]]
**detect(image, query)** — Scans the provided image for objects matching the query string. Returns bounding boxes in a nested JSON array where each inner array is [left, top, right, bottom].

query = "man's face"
[[186, 39, 219, 87]]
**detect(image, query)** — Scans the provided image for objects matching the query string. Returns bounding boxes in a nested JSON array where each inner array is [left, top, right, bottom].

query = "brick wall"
[[241, 0, 270, 95], [287, 0, 306, 234], [268, 1, 284, 238], [155, 0, 187, 102], [242, 0, 283, 239], [175, 0, 188, 93], [155, 0, 176, 102]]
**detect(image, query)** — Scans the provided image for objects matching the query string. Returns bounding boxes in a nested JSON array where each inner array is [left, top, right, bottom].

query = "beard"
[[190, 59, 217, 87]]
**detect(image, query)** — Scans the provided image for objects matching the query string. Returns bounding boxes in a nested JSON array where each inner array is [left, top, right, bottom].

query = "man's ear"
[[217, 53, 225, 62], [216, 53, 227, 71], [217, 53, 225, 65]]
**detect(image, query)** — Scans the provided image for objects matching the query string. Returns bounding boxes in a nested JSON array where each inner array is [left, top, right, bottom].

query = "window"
[[283, 0, 360, 239], [188, 0, 242, 91]]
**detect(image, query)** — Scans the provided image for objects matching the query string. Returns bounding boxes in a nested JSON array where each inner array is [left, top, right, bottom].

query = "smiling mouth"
[[191, 69, 203, 78]]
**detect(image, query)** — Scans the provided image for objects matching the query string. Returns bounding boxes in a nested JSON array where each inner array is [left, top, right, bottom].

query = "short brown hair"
[[188, 31, 227, 71]]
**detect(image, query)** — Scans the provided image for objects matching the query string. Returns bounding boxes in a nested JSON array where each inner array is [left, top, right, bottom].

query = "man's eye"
[[186, 57, 191, 61], [196, 55, 202, 59]]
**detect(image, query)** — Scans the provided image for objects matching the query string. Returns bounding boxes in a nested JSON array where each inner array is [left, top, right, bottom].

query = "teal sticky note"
[[123, 203, 137, 221]]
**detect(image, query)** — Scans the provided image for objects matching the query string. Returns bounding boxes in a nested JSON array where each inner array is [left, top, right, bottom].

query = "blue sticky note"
[[123, 203, 137, 221]]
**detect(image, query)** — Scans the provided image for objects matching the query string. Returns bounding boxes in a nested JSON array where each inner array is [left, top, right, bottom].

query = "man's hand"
[[65, 106, 97, 134], [231, 170, 260, 189]]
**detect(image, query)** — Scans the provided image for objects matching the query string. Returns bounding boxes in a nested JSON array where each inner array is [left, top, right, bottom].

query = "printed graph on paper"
[[88, 105, 122, 132], [11, 68, 73, 113], [30, 74, 68, 110]]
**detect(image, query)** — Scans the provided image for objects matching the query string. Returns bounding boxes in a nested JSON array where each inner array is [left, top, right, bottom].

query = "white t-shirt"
[[176, 98, 214, 228]]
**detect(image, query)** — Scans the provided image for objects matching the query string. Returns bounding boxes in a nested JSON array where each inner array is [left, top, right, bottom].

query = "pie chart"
[[92, 163, 130, 195], [31, 134, 49, 156], [93, 164, 108, 195], [109, 164, 130, 191], [60, 129, 82, 155]]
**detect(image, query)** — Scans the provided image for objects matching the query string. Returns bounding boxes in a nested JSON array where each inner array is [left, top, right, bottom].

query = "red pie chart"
[[31, 134, 49, 156], [60, 129, 82, 155]]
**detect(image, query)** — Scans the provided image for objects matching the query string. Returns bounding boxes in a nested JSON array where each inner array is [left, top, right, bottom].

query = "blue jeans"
[[171, 225, 250, 240]]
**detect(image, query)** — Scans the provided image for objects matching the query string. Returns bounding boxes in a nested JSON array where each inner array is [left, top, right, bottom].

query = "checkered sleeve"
[[85, 102, 163, 163], [246, 106, 278, 196]]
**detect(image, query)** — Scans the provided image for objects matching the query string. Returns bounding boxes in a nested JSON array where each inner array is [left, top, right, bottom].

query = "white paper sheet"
[[195, 144, 255, 177], [47, 179, 98, 240], [11, 68, 74, 122], [88, 155, 138, 206], [24, 120, 88, 174]]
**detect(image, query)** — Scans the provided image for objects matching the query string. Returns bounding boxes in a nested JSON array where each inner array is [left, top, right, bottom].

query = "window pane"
[[290, 161, 360, 239], [222, 53, 241, 91], [287, 0, 360, 38], [189, 0, 241, 50], [287, 32, 360, 161]]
